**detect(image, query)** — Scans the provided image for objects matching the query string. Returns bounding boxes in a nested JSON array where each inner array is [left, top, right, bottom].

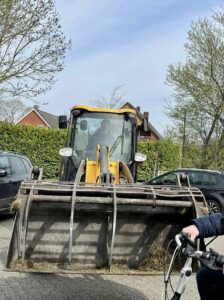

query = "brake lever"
[[175, 232, 197, 253]]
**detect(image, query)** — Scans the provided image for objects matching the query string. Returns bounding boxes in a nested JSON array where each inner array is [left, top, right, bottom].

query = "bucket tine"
[[21, 180, 36, 259], [109, 185, 117, 271], [68, 183, 77, 264], [15, 212, 20, 257], [68, 160, 85, 264]]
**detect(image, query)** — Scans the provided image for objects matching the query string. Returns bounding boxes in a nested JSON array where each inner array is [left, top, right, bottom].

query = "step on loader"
[[5, 105, 208, 274]]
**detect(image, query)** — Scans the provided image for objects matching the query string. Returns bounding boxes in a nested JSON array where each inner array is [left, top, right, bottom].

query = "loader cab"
[[71, 111, 135, 162], [60, 106, 141, 181]]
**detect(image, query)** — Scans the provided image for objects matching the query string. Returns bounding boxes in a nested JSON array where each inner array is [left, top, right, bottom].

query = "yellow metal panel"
[[85, 160, 100, 183], [85, 145, 120, 184], [109, 162, 119, 184], [85, 145, 101, 183], [85, 160, 119, 184], [71, 105, 136, 115], [120, 161, 134, 183]]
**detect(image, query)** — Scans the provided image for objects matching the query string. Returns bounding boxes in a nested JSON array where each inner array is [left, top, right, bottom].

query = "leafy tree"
[[166, 8, 224, 168], [137, 140, 180, 180], [0, 0, 71, 99]]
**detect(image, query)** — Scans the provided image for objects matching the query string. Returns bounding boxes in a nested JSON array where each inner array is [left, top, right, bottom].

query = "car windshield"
[[72, 111, 133, 163], [151, 173, 177, 185]]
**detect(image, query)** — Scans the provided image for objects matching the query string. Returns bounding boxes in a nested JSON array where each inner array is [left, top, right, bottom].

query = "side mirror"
[[134, 152, 147, 163], [59, 115, 68, 129], [80, 120, 87, 130], [0, 169, 7, 177], [59, 147, 73, 157]]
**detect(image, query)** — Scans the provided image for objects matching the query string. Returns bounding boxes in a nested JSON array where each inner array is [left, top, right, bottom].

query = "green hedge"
[[137, 140, 180, 181], [0, 122, 183, 181], [0, 122, 67, 178]]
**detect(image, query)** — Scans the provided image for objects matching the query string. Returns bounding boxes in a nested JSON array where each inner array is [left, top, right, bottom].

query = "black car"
[[0, 151, 32, 214], [145, 168, 224, 213]]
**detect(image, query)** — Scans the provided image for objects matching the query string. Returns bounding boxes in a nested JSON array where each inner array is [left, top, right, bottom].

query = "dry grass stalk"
[[140, 244, 168, 271], [200, 206, 209, 215], [10, 198, 22, 211]]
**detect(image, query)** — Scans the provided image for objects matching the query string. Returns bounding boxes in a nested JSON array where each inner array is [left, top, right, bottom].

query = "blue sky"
[[38, 0, 223, 134]]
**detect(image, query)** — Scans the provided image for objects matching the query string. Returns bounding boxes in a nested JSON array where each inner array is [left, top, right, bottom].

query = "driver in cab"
[[87, 119, 115, 153]]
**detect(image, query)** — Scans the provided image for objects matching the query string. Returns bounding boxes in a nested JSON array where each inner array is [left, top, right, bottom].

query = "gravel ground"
[[0, 215, 223, 300]]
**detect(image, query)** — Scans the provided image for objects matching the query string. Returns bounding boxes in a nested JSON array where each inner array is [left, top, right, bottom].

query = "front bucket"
[[5, 181, 208, 274]]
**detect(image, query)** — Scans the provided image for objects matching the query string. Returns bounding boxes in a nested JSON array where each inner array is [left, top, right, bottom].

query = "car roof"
[[146, 168, 224, 183], [0, 150, 28, 159], [175, 168, 223, 174]]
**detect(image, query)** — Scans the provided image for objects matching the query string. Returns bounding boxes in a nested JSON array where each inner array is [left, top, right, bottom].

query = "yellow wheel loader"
[[6, 105, 208, 274]]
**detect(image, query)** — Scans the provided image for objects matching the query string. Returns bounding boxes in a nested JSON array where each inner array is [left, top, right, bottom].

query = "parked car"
[[0, 151, 32, 214], [145, 168, 224, 214]]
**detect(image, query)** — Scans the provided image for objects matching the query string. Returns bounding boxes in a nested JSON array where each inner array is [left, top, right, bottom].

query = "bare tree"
[[93, 85, 126, 108], [0, 98, 30, 123], [0, 0, 71, 99]]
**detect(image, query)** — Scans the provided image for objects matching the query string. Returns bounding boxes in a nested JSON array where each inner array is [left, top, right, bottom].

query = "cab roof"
[[71, 105, 136, 115]]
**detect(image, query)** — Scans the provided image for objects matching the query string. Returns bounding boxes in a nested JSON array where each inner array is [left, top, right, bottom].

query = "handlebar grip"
[[183, 243, 196, 256], [180, 232, 197, 249]]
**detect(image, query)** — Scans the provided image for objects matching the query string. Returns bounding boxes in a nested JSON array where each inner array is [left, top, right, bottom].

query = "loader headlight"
[[134, 152, 147, 163], [59, 147, 73, 157]]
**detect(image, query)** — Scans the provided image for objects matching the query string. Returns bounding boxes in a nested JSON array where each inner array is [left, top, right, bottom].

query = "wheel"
[[207, 199, 221, 214]]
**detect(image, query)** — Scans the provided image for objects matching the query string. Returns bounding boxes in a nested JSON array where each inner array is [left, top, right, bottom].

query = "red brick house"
[[120, 102, 162, 141], [16, 105, 59, 128]]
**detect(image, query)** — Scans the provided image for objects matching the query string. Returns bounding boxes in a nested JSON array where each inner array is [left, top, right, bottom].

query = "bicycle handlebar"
[[176, 232, 224, 271], [165, 232, 224, 300]]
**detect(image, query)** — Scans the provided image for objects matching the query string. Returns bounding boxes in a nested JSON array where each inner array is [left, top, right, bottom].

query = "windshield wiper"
[[110, 135, 122, 156]]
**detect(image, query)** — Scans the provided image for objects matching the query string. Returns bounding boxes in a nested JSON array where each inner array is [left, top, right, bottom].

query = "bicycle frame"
[[164, 233, 223, 300]]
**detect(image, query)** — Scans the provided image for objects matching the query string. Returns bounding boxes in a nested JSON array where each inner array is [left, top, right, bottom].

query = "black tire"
[[207, 199, 221, 214]]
